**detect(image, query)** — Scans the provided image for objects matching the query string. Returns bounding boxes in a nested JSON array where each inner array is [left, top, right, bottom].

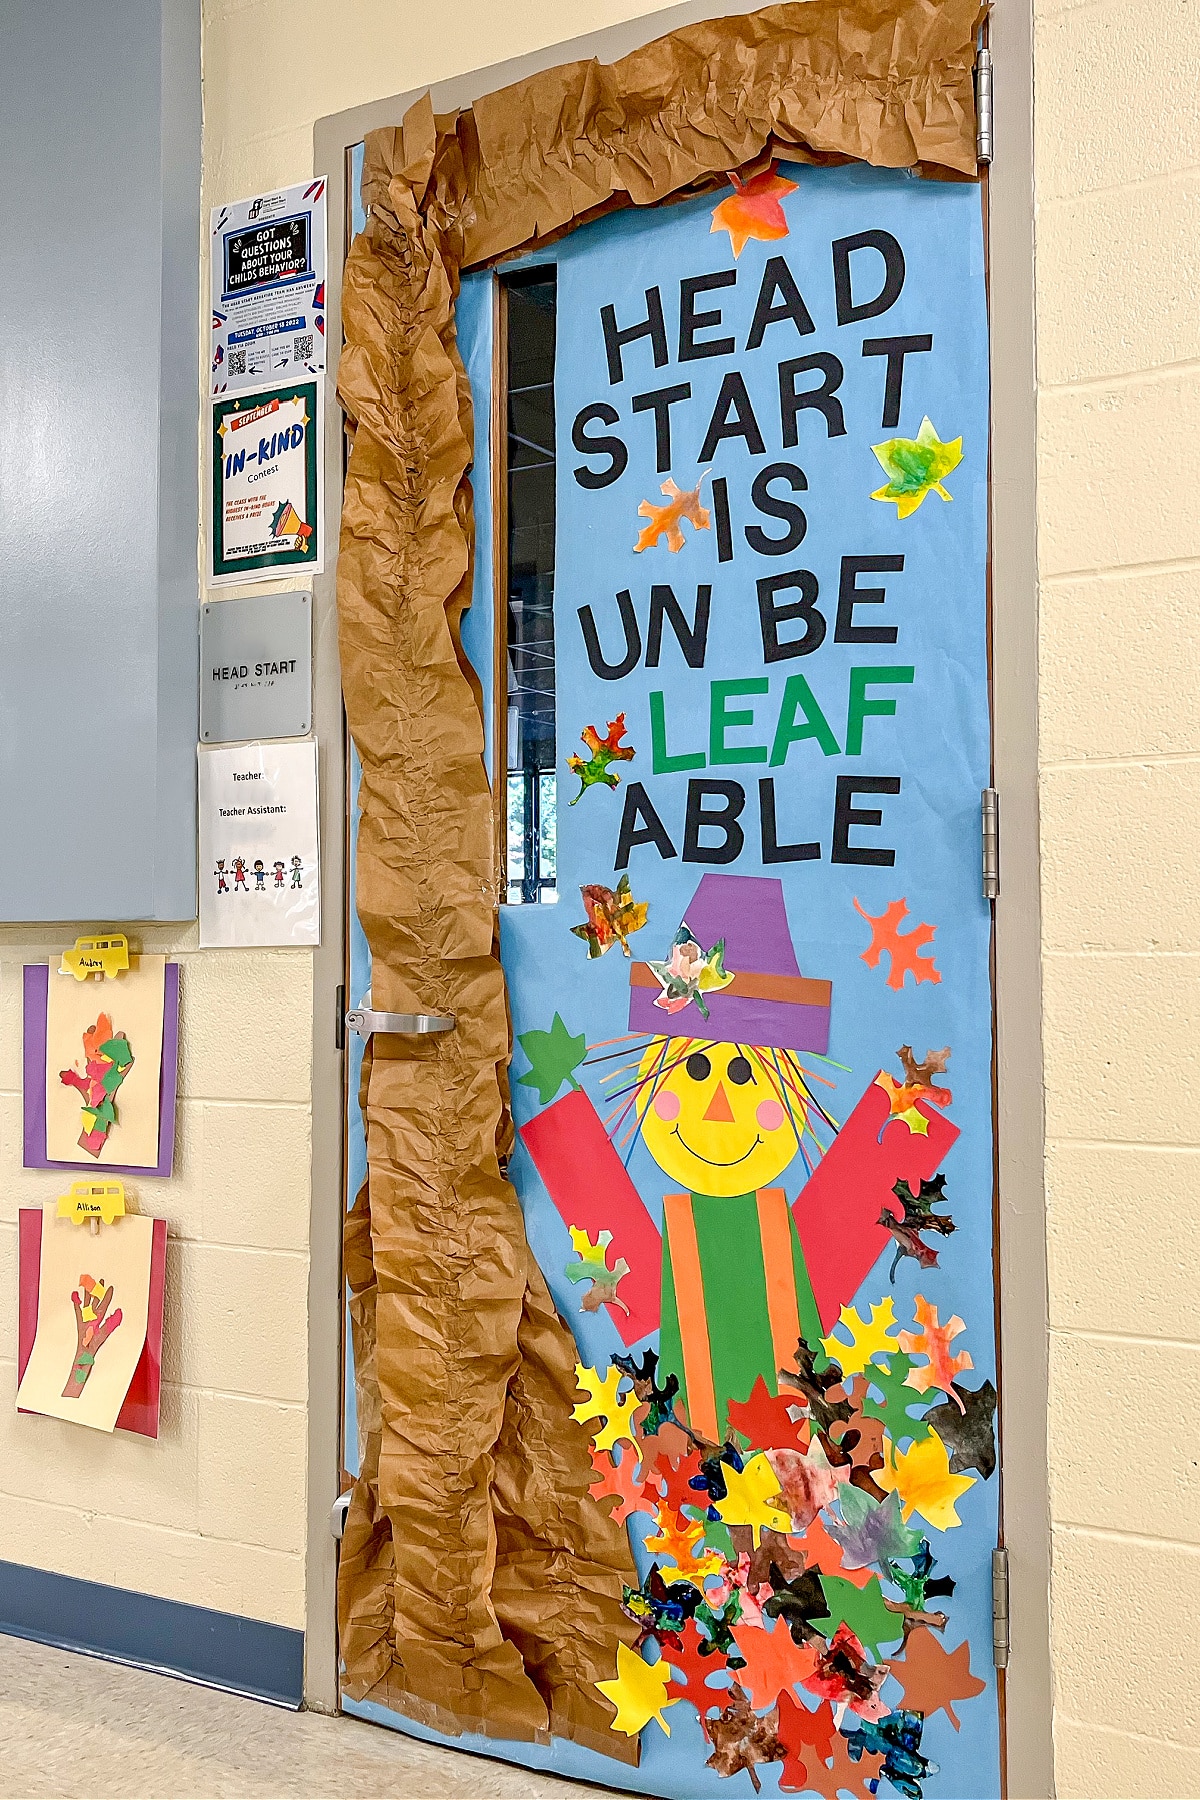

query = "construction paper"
[[24, 963, 179, 1178], [17, 1204, 155, 1433], [44, 955, 166, 1170]]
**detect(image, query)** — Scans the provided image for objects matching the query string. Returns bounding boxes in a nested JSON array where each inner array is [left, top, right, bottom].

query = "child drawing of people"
[[215, 859, 228, 894], [233, 856, 248, 891], [290, 855, 303, 888], [253, 859, 267, 891], [273, 860, 286, 888]]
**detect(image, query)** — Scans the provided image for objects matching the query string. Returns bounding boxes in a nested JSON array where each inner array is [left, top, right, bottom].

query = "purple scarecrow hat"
[[628, 873, 832, 1054]]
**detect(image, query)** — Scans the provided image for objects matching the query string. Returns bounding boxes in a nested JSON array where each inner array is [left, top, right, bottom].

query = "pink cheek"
[[653, 1089, 681, 1122], [756, 1099, 786, 1132]]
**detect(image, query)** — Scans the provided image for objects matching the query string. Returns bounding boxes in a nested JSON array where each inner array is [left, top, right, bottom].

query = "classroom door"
[[347, 155, 1002, 1800]]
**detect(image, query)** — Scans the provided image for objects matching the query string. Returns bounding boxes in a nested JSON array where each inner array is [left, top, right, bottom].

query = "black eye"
[[728, 1054, 753, 1085], [685, 1052, 711, 1082]]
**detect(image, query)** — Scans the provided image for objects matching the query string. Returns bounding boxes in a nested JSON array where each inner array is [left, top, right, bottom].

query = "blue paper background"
[[347, 160, 999, 1799]]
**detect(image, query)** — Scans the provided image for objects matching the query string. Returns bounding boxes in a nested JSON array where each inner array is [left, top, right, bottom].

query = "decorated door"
[[342, 144, 1000, 1800]]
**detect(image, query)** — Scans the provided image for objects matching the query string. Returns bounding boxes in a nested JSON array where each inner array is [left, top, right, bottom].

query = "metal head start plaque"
[[200, 591, 312, 742]]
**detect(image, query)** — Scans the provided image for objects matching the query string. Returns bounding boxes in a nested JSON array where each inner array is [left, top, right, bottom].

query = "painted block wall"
[[1035, 0, 1200, 1792], [0, 928, 312, 1629]]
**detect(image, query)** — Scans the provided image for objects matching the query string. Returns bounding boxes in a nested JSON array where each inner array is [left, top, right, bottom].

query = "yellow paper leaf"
[[596, 1641, 677, 1737], [713, 1451, 792, 1545], [820, 1298, 899, 1376], [876, 1428, 976, 1530], [572, 1362, 640, 1455]]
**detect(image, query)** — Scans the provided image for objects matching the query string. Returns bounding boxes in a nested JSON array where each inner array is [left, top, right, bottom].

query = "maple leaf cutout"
[[891, 1625, 987, 1729], [636, 476, 711, 552], [871, 416, 964, 519], [876, 1428, 976, 1530], [731, 1617, 819, 1711], [595, 1641, 677, 1736], [900, 1295, 974, 1408], [854, 896, 941, 990], [704, 1683, 788, 1792], [571, 874, 649, 959], [572, 1363, 640, 1455], [566, 712, 636, 803], [711, 165, 799, 257], [589, 1442, 652, 1525]]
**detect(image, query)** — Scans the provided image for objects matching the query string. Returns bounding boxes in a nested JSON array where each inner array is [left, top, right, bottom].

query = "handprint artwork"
[[58, 1013, 134, 1157], [63, 1273, 123, 1398]]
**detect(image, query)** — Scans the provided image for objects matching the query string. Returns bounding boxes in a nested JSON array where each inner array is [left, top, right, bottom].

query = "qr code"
[[293, 334, 314, 361], [228, 346, 247, 375]]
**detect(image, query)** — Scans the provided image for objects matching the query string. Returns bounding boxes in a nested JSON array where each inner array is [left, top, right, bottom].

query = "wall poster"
[[210, 380, 323, 584], [211, 179, 327, 396], [344, 154, 998, 1800]]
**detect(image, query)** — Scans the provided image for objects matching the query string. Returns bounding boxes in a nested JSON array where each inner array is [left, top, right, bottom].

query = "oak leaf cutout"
[[567, 711, 635, 803], [636, 476, 711, 552], [854, 896, 941, 990], [924, 1378, 998, 1480], [588, 1441, 651, 1525], [880, 1173, 956, 1281], [710, 165, 799, 257], [566, 1227, 631, 1315], [899, 1295, 974, 1408], [820, 1299, 900, 1378], [571, 873, 649, 959], [871, 416, 963, 519], [572, 1363, 640, 1455]]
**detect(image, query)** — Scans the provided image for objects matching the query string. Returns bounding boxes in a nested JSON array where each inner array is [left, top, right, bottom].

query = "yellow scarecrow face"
[[635, 1038, 801, 1197]]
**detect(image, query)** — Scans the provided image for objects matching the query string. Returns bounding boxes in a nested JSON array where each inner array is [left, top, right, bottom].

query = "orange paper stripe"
[[663, 1192, 719, 1443], [756, 1187, 802, 1380]]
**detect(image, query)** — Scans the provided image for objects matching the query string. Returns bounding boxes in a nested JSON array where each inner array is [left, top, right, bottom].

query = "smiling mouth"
[[670, 1125, 764, 1168]]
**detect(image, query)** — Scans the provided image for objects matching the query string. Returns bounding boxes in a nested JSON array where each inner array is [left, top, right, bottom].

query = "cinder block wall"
[[1036, 0, 1200, 1791], [0, 932, 312, 1627]]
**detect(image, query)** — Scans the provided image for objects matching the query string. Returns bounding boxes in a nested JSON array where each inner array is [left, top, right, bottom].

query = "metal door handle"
[[345, 1007, 456, 1039]]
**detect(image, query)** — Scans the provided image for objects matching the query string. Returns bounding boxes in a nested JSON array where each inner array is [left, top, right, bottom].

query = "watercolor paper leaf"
[[820, 1299, 899, 1378], [588, 1442, 653, 1525], [596, 1641, 677, 1737], [779, 1336, 854, 1435], [891, 1626, 987, 1729], [876, 1429, 976, 1531], [516, 1013, 587, 1105], [710, 165, 798, 257], [713, 1452, 793, 1545], [571, 873, 649, 959], [704, 1683, 788, 1792], [766, 1440, 846, 1534], [854, 897, 941, 990], [871, 416, 963, 519], [924, 1379, 998, 1479], [565, 1227, 631, 1316], [636, 476, 711, 553], [827, 1485, 924, 1571], [566, 712, 636, 803], [800, 1622, 890, 1722], [874, 1046, 953, 1139], [880, 1174, 956, 1282], [572, 1363, 640, 1455], [727, 1374, 807, 1453], [644, 1506, 723, 1584], [841, 1711, 931, 1797], [647, 922, 735, 1019], [899, 1296, 974, 1406], [615, 1346, 680, 1437], [797, 1515, 872, 1590], [762, 1565, 831, 1646], [859, 1354, 937, 1446]]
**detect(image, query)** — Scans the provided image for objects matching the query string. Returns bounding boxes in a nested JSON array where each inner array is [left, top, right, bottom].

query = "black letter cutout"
[[832, 231, 905, 325], [832, 776, 901, 865], [601, 288, 669, 384], [578, 591, 642, 680], [572, 403, 628, 489], [698, 372, 767, 462], [632, 384, 692, 474], [759, 779, 819, 863], [679, 271, 737, 362], [615, 783, 678, 869], [745, 463, 808, 557], [757, 570, 825, 662], [779, 354, 846, 444], [835, 555, 903, 645], [683, 780, 746, 864], [747, 257, 816, 350], [647, 585, 711, 669], [862, 335, 933, 429]]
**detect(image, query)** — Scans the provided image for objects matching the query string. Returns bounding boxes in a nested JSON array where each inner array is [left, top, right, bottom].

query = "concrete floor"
[[0, 1636, 624, 1800]]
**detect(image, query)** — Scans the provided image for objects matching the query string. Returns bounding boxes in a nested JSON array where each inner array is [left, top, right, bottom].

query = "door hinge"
[[975, 46, 994, 165], [992, 1546, 1010, 1668], [981, 787, 1000, 900], [335, 982, 346, 1051]]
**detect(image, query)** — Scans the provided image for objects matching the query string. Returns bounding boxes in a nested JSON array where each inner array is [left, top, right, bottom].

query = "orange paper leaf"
[[711, 166, 798, 257], [635, 477, 711, 552], [854, 897, 940, 990]]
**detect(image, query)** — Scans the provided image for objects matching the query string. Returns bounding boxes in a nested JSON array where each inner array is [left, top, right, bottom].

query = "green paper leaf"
[[860, 1353, 937, 1444], [818, 1573, 905, 1659], [516, 1013, 587, 1106]]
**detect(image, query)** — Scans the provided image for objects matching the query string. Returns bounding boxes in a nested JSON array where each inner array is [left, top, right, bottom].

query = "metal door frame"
[[310, 10, 1051, 1794]]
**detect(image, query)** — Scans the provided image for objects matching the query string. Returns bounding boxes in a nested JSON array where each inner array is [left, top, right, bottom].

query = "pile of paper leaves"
[[579, 1295, 996, 1797]]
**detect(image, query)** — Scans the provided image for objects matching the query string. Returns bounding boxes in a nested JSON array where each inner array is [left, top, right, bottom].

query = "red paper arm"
[[791, 1075, 961, 1333], [519, 1087, 662, 1346]]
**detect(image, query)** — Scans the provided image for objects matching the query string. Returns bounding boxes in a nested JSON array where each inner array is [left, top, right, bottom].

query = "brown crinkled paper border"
[[335, 0, 983, 1760]]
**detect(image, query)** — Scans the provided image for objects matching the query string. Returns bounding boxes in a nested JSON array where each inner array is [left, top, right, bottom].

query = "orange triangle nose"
[[703, 1081, 736, 1124]]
